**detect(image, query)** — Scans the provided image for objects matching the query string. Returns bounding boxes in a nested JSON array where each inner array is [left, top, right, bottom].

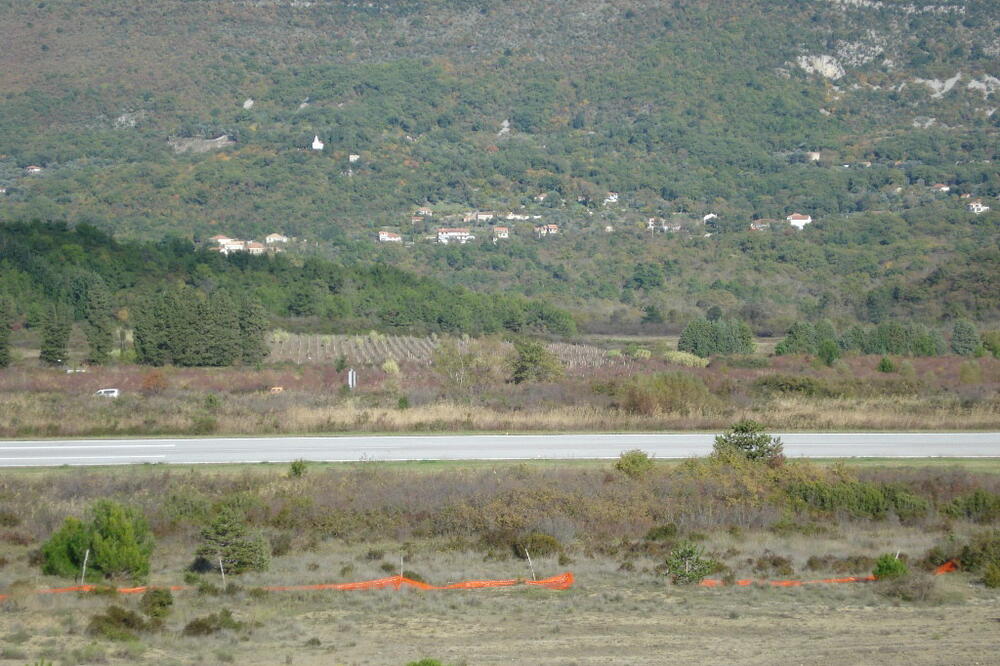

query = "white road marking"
[[0, 444, 175, 451], [0, 455, 168, 460]]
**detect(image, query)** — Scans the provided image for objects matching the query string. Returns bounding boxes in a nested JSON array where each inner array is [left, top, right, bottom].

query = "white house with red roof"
[[378, 230, 403, 243], [492, 226, 510, 240], [786, 213, 812, 229], [967, 200, 991, 214], [437, 228, 475, 244]]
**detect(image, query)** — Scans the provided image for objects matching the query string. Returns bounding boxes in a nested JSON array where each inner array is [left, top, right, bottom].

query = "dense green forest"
[[0, 222, 575, 339], [0, 0, 997, 330]]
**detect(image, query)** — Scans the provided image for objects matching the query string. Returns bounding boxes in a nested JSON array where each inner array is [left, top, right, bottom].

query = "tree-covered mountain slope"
[[0, 0, 997, 330]]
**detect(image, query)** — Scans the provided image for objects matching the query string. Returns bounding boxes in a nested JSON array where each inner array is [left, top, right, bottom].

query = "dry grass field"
[[1, 460, 999, 664], [1, 534, 998, 665]]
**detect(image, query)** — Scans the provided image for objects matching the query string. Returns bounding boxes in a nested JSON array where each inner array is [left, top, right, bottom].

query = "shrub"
[[139, 588, 173, 620], [197, 506, 270, 575], [663, 351, 709, 368], [402, 570, 426, 583], [877, 572, 938, 602], [713, 354, 769, 369], [944, 490, 1000, 524], [753, 552, 794, 577], [509, 340, 563, 384], [958, 360, 982, 384], [513, 533, 561, 559], [620, 372, 715, 414], [140, 370, 168, 394], [407, 660, 444, 666], [877, 356, 896, 373], [665, 542, 716, 585], [713, 420, 783, 464], [41, 500, 153, 582], [270, 533, 292, 557], [786, 480, 926, 520], [817, 339, 840, 366], [959, 530, 1000, 572], [88, 605, 147, 641], [182, 609, 242, 637], [288, 459, 307, 478], [753, 374, 834, 396], [645, 523, 679, 541], [983, 562, 1000, 588], [873, 554, 908, 580], [615, 449, 654, 479], [381, 358, 400, 375]]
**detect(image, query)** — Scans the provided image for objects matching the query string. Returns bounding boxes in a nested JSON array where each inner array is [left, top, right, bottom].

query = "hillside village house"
[[461, 211, 495, 223], [805, 151, 822, 162], [749, 220, 772, 231], [702, 213, 718, 223], [505, 212, 532, 221], [416, 207, 434, 216], [604, 225, 614, 233], [437, 228, 475, 244], [311, 135, 324, 151], [786, 213, 812, 229], [25, 166, 43, 174], [378, 231, 403, 243], [603, 192, 619, 205], [535, 224, 559, 237], [0, 186, 7, 195], [931, 183, 951, 193], [410, 216, 424, 224], [967, 200, 991, 214], [265, 233, 289, 244], [492, 226, 510, 240], [349, 154, 360, 162]]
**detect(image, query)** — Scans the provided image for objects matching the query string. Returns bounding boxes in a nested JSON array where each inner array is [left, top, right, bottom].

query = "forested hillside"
[[0, 0, 997, 331], [0, 222, 575, 337]]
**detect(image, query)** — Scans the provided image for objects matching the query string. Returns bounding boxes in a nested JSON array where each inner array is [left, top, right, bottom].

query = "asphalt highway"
[[0, 432, 997, 466]]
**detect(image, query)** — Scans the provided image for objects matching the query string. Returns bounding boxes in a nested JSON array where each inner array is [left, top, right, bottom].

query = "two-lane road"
[[0, 432, 997, 466]]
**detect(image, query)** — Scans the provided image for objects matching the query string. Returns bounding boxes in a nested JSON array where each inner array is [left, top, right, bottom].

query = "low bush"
[[713, 355, 770, 369], [88, 605, 147, 641], [402, 570, 426, 583], [645, 523, 679, 542], [805, 554, 875, 574], [270, 533, 292, 557], [873, 554, 908, 580], [288, 459, 307, 478], [513, 533, 561, 559], [615, 449, 654, 479], [787, 480, 927, 521], [753, 374, 835, 397], [620, 372, 716, 415], [959, 530, 1000, 572], [877, 356, 896, 373], [182, 609, 242, 637], [983, 562, 1000, 588], [139, 588, 173, 621], [944, 490, 1000, 524], [753, 552, 794, 577], [876, 572, 937, 602], [662, 350, 709, 368]]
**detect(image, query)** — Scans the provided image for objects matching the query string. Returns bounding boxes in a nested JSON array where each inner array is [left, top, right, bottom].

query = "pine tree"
[[39, 304, 72, 366], [204, 290, 241, 366], [951, 319, 979, 356], [84, 280, 114, 364], [0, 296, 12, 368], [197, 506, 270, 575], [775, 321, 816, 355], [678, 318, 715, 358], [237, 295, 269, 364]]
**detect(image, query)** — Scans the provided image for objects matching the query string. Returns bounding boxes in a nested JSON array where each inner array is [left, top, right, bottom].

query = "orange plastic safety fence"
[[0, 573, 573, 601], [699, 561, 959, 588]]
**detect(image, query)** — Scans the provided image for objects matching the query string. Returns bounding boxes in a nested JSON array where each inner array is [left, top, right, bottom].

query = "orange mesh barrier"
[[0, 573, 573, 601], [933, 559, 958, 575], [698, 565, 963, 588]]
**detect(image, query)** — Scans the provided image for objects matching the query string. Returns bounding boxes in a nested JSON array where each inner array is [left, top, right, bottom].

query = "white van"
[[94, 388, 120, 398]]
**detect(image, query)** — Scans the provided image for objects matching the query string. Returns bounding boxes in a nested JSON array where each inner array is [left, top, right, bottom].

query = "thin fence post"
[[80, 549, 90, 585], [219, 557, 226, 589], [524, 547, 536, 582]]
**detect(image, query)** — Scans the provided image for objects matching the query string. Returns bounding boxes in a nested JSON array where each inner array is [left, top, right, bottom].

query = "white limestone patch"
[[797, 55, 846, 80]]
